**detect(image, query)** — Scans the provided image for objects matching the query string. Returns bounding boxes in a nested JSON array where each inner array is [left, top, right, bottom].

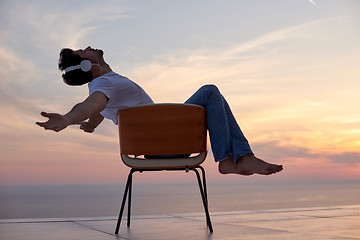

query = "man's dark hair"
[[58, 48, 93, 86]]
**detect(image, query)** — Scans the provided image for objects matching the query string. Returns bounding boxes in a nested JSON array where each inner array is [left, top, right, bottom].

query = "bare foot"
[[218, 154, 283, 176]]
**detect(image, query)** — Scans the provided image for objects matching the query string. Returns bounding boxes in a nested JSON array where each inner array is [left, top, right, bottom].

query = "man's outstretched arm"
[[36, 91, 108, 132]]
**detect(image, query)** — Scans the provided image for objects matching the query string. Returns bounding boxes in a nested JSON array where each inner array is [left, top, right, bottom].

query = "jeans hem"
[[215, 153, 233, 163], [234, 152, 254, 163]]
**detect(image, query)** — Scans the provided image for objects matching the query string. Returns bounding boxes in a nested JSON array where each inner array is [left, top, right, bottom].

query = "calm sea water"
[[0, 181, 359, 219]]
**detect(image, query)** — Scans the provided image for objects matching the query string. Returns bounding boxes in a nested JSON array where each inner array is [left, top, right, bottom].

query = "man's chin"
[[94, 48, 103, 56]]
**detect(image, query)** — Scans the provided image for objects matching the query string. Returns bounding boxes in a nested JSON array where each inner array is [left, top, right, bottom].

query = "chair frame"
[[114, 166, 213, 234]]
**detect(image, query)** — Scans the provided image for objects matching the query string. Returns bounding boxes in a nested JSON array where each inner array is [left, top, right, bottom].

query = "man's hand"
[[80, 121, 96, 133], [36, 112, 71, 132], [79, 112, 104, 133]]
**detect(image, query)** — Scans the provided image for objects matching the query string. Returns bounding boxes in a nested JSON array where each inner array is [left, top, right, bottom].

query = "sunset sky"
[[0, 0, 359, 185]]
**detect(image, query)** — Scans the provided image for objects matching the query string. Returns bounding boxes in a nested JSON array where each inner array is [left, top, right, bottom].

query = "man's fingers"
[[36, 122, 50, 129], [36, 122, 44, 127], [36, 112, 50, 127], [79, 123, 94, 133], [40, 112, 50, 118]]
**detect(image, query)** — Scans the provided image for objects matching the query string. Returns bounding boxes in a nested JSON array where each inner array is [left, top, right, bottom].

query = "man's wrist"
[[63, 114, 75, 125], [87, 121, 97, 129]]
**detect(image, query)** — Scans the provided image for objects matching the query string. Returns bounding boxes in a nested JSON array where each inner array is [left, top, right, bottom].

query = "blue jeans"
[[185, 85, 253, 163]]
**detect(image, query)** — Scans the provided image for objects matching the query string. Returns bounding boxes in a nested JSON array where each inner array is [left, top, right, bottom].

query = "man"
[[37, 46, 283, 176]]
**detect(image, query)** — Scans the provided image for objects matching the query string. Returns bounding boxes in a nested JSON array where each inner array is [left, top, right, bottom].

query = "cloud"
[[251, 141, 320, 160], [1, 1, 130, 49], [308, 0, 318, 7], [129, 16, 356, 105], [327, 152, 360, 166]]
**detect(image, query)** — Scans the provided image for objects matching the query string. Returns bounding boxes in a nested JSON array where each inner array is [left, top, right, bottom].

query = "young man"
[[36, 46, 283, 176]]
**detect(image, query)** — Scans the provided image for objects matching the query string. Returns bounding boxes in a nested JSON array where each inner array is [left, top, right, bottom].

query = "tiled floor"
[[1, 205, 359, 240]]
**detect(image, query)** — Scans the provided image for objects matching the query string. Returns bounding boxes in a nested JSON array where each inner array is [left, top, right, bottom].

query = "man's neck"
[[101, 63, 112, 74], [91, 62, 112, 79]]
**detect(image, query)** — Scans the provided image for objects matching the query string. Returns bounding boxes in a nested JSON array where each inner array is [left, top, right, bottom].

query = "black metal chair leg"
[[115, 169, 134, 234], [197, 166, 208, 203], [196, 166, 211, 227], [127, 171, 133, 227], [192, 168, 213, 233]]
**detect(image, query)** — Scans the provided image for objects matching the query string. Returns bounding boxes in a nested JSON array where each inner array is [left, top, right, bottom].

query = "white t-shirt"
[[88, 71, 154, 124]]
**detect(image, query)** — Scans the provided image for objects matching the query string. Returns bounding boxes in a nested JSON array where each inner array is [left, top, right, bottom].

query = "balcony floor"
[[1, 205, 359, 240]]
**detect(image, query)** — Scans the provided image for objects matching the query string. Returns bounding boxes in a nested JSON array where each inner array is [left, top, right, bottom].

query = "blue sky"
[[0, 0, 359, 184]]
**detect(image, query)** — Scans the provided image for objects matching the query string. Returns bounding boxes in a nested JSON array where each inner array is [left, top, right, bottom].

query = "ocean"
[[0, 181, 359, 219]]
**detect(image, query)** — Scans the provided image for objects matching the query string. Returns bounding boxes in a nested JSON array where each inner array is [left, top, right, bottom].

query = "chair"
[[115, 103, 213, 234]]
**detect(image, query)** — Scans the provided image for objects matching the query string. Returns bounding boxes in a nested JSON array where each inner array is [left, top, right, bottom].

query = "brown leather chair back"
[[118, 104, 207, 156]]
